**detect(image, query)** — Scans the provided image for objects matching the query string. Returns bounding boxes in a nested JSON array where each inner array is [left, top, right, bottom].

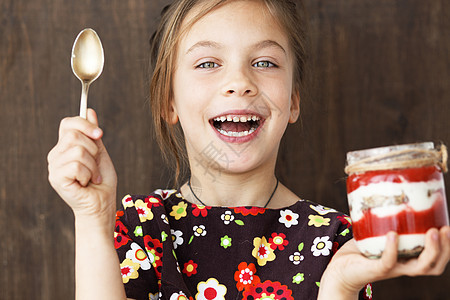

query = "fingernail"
[[387, 232, 396, 242], [432, 231, 439, 241], [446, 230, 450, 240], [92, 128, 102, 138], [95, 175, 102, 184]]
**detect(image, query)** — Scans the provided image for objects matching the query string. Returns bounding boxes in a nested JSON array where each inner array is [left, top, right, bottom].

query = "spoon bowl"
[[71, 28, 104, 119]]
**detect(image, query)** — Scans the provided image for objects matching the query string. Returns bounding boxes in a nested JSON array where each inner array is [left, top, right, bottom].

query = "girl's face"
[[171, 0, 300, 175]]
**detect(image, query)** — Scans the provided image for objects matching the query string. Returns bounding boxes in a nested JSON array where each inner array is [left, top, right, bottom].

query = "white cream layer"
[[355, 234, 425, 257], [348, 180, 445, 221]]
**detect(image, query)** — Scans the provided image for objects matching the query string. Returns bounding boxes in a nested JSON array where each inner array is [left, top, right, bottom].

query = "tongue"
[[220, 121, 251, 132]]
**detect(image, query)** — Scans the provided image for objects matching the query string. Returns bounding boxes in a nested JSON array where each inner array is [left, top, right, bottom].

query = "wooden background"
[[1, 0, 449, 298]]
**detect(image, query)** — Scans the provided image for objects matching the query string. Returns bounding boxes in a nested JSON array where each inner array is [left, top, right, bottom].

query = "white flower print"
[[310, 204, 337, 215], [289, 251, 304, 265], [278, 209, 299, 228], [221, 211, 235, 225], [311, 236, 333, 257], [154, 189, 177, 200], [196, 278, 227, 300], [149, 292, 160, 300], [193, 225, 207, 237], [171, 229, 184, 249], [161, 214, 169, 224], [125, 242, 151, 270], [169, 291, 187, 300]]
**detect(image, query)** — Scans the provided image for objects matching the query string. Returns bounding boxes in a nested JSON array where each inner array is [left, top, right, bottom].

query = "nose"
[[222, 66, 258, 97]]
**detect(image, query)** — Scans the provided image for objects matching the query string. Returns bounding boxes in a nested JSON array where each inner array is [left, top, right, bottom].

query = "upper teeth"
[[213, 115, 260, 123]]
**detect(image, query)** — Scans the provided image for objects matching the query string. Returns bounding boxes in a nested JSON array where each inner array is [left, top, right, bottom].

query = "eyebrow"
[[185, 39, 287, 55]]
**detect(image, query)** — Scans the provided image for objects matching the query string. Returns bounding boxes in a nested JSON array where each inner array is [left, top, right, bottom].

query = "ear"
[[166, 99, 179, 125], [288, 88, 300, 123]]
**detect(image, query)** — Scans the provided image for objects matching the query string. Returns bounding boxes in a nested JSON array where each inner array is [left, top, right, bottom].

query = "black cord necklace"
[[187, 177, 279, 208]]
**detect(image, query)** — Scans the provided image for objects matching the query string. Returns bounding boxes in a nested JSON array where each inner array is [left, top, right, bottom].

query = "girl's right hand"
[[48, 109, 117, 225]]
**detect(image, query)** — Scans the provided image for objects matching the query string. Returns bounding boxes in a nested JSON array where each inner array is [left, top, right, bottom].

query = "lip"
[[209, 109, 266, 144]]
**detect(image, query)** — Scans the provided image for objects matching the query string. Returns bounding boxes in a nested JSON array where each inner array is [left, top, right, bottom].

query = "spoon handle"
[[79, 81, 90, 119]]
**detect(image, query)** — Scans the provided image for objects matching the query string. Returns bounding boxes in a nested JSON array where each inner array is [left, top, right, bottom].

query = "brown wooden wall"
[[1, 0, 449, 298]]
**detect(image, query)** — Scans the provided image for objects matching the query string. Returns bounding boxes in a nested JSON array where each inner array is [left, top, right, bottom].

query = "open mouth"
[[210, 114, 262, 137]]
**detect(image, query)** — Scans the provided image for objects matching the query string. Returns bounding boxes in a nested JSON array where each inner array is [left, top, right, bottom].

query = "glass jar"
[[345, 142, 449, 258]]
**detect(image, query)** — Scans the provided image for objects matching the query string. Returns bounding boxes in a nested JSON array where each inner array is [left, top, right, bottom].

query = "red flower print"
[[115, 220, 128, 235], [145, 196, 162, 209], [243, 280, 293, 300], [332, 241, 339, 255], [115, 210, 124, 221], [234, 206, 265, 216], [182, 260, 198, 277], [114, 232, 130, 249], [144, 235, 164, 278], [192, 204, 210, 217], [337, 215, 352, 228], [268, 233, 289, 250], [234, 262, 261, 291]]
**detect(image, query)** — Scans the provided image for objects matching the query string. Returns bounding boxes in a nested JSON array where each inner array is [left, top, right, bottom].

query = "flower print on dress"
[[221, 211, 235, 225], [292, 273, 304, 284], [154, 189, 177, 200], [192, 204, 210, 217], [114, 231, 130, 249], [149, 292, 159, 300], [145, 195, 163, 209], [311, 236, 333, 257], [134, 226, 143, 237], [252, 237, 276, 266], [220, 235, 232, 249], [170, 201, 188, 220], [363, 283, 373, 299], [161, 214, 169, 224], [196, 278, 227, 300], [337, 215, 352, 228], [171, 229, 184, 249], [122, 195, 134, 209], [307, 215, 331, 227], [126, 242, 151, 270], [268, 233, 289, 250], [115, 210, 124, 221], [193, 225, 207, 237], [135, 199, 154, 222], [120, 258, 140, 284], [278, 209, 299, 228], [289, 251, 304, 265], [234, 262, 261, 291], [234, 206, 265, 216], [170, 291, 190, 300], [309, 204, 337, 215], [144, 235, 163, 278], [242, 280, 293, 300], [182, 260, 198, 277]]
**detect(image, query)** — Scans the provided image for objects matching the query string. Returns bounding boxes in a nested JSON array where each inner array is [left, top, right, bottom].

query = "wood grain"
[[1, 0, 448, 298]]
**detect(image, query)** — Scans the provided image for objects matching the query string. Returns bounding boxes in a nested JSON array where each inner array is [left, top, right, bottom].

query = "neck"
[[182, 168, 279, 208]]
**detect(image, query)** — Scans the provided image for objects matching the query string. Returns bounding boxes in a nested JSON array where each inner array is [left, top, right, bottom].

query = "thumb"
[[87, 108, 100, 127]]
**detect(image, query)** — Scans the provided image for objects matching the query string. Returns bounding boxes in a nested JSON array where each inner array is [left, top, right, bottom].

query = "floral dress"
[[115, 189, 373, 300]]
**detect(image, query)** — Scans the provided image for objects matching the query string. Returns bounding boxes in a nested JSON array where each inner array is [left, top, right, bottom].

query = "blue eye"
[[197, 62, 219, 69], [253, 61, 276, 68]]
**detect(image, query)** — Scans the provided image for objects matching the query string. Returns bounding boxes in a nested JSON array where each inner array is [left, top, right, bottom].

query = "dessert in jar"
[[345, 142, 449, 258]]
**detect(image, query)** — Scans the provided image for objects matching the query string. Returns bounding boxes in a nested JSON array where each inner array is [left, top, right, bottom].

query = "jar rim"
[[346, 142, 435, 165]]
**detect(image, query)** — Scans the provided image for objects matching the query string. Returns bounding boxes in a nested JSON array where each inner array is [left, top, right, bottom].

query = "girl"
[[47, 0, 450, 299]]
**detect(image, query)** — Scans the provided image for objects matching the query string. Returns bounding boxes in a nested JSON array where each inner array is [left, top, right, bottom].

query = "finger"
[[414, 228, 440, 275], [87, 108, 99, 127], [56, 129, 101, 159], [377, 232, 399, 277], [59, 115, 103, 141], [429, 226, 450, 275], [50, 144, 102, 186]]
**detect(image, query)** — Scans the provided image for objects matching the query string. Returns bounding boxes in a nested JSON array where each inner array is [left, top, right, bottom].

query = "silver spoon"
[[71, 28, 104, 119]]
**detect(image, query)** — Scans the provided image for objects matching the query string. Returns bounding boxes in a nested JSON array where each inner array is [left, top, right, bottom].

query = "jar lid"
[[345, 142, 447, 175]]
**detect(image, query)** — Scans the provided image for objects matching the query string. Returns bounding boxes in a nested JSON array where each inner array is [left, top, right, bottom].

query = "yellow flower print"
[[135, 199, 153, 222], [170, 201, 188, 220], [252, 237, 276, 266], [308, 215, 330, 227], [120, 258, 140, 284], [122, 195, 134, 209]]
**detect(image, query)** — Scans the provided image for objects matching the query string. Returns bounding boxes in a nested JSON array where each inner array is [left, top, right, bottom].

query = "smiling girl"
[[47, 0, 450, 299]]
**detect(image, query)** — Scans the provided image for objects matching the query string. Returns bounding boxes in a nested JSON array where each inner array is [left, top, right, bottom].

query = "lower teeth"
[[218, 127, 256, 137]]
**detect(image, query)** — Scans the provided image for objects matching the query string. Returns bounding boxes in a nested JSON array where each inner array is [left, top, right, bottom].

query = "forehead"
[[177, 0, 290, 53]]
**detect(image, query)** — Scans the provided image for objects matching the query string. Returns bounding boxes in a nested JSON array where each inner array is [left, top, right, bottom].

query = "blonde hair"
[[149, 0, 308, 185]]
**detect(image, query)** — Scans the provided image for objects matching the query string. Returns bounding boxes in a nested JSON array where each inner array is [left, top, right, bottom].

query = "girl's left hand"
[[318, 226, 450, 299]]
